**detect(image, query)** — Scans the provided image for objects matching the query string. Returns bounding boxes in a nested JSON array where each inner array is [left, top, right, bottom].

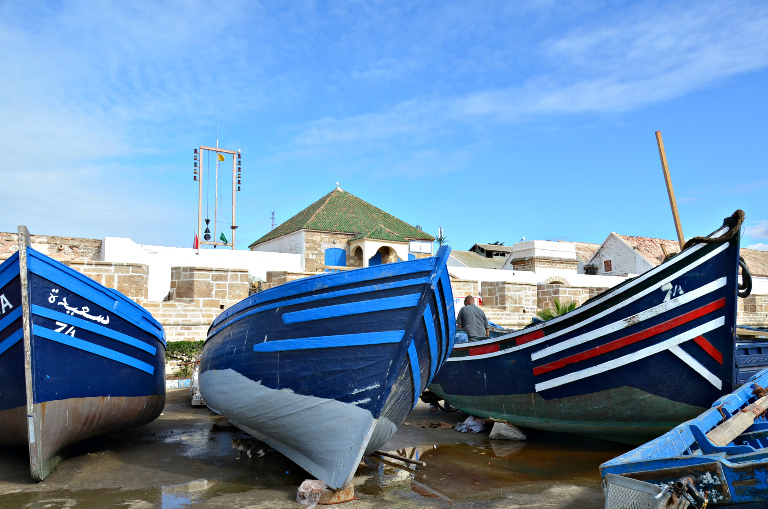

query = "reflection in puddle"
[[161, 479, 216, 509], [358, 433, 629, 504]]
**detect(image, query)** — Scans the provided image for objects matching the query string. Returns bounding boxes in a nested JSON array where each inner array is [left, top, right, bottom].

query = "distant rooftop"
[[603, 234, 768, 277], [450, 250, 506, 269], [741, 248, 768, 278], [249, 188, 434, 247], [611, 234, 682, 266], [561, 241, 601, 264]]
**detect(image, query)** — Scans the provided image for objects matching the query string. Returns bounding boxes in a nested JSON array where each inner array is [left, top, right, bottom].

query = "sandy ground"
[[0, 389, 621, 508]]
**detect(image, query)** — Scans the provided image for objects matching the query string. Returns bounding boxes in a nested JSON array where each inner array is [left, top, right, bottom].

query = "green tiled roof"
[[249, 188, 435, 247]]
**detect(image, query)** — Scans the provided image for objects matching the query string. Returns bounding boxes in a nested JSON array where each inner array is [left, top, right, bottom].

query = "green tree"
[[536, 298, 577, 321], [165, 340, 205, 378]]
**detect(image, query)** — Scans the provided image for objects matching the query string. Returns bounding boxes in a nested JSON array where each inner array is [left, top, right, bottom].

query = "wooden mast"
[[655, 131, 685, 250]]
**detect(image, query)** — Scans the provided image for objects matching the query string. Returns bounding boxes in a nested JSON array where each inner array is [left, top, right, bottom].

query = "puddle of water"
[[356, 432, 630, 504], [0, 478, 271, 509]]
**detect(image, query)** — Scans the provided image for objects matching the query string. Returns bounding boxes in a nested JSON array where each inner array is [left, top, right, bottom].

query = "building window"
[[604, 259, 613, 273], [324, 247, 346, 267]]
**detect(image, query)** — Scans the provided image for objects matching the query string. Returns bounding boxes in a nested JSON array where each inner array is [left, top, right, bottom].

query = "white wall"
[[590, 234, 652, 276], [102, 237, 302, 301], [750, 276, 768, 295], [448, 266, 628, 288], [250, 231, 306, 270]]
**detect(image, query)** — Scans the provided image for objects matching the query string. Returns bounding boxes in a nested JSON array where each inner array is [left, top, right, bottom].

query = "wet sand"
[[0, 389, 630, 508]]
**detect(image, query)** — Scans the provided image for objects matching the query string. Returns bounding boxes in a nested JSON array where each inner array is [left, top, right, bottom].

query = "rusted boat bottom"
[[0, 394, 164, 480]]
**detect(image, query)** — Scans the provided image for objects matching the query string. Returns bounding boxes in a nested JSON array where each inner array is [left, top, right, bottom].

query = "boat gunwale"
[[23, 247, 165, 345], [209, 255, 440, 333], [600, 370, 768, 474], [450, 220, 733, 353]]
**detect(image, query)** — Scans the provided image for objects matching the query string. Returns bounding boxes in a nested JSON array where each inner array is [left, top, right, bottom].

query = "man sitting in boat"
[[457, 295, 489, 342]]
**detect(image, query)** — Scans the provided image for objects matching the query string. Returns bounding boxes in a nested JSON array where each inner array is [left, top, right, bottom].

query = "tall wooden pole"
[[655, 131, 685, 250]]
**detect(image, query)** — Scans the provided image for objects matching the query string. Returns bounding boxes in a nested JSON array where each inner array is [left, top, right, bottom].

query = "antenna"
[[271, 211, 276, 230]]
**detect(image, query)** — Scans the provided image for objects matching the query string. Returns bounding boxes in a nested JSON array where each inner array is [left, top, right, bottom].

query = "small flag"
[[219, 232, 228, 244], [217, 153, 225, 161], [193, 233, 199, 249]]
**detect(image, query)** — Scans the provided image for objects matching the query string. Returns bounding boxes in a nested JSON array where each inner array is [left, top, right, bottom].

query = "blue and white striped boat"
[[199, 246, 455, 489], [0, 227, 166, 481]]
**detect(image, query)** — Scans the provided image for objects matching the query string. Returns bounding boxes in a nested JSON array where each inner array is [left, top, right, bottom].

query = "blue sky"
[[1, 0, 766, 252]]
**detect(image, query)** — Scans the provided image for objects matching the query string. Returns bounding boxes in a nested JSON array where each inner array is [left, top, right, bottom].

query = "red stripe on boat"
[[693, 335, 723, 365], [532, 298, 726, 376], [469, 344, 500, 356], [514, 329, 544, 346]]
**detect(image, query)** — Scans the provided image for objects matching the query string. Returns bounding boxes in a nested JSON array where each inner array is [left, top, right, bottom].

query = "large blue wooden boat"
[[600, 368, 768, 507], [0, 227, 166, 481], [199, 246, 455, 489], [430, 211, 748, 444]]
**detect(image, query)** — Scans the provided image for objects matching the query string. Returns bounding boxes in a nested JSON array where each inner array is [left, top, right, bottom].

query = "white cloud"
[[294, 0, 768, 145], [746, 221, 768, 240], [746, 243, 768, 251]]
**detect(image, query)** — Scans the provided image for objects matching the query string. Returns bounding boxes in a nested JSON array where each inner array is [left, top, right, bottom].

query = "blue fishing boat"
[[199, 246, 455, 489], [0, 227, 166, 481], [601, 368, 768, 507], [430, 211, 750, 444]]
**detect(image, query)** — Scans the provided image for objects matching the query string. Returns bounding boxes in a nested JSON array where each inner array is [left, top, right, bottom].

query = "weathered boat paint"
[[0, 226, 166, 480], [601, 368, 768, 507], [430, 212, 744, 443], [200, 246, 455, 489]]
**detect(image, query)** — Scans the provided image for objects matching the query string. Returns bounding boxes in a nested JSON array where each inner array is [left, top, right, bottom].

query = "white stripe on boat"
[[669, 345, 722, 389], [531, 277, 726, 361], [451, 242, 729, 361], [534, 317, 724, 392]]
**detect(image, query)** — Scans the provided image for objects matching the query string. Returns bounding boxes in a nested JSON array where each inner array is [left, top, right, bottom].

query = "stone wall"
[[450, 279, 480, 300], [481, 281, 537, 327], [0, 232, 102, 261], [349, 247, 364, 268], [537, 283, 594, 310], [738, 294, 768, 327], [66, 261, 149, 304], [264, 270, 312, 290], [169, 266, 249, 309], [510, 256, 578, 272], [142, 302, 220, 343], [304, 231, 357, 272]]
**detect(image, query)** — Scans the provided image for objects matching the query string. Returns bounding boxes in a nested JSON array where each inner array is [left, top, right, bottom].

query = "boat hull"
[[430, 213, 743, 443], [0, 228, 166, 480], [601, 369, 768, 507], [200, 247, 455, 489]]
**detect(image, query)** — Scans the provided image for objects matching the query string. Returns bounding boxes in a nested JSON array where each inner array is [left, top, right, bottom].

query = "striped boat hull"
[[430, 214, 743, 444], [0, 228, 166, 480], [199, 246, 455, 489]]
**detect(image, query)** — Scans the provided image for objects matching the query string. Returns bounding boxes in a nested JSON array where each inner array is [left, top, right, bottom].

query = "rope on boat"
[[739, 256, 752, 298], [681, 209, 744, 250], [675, 210, 752, 298]]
